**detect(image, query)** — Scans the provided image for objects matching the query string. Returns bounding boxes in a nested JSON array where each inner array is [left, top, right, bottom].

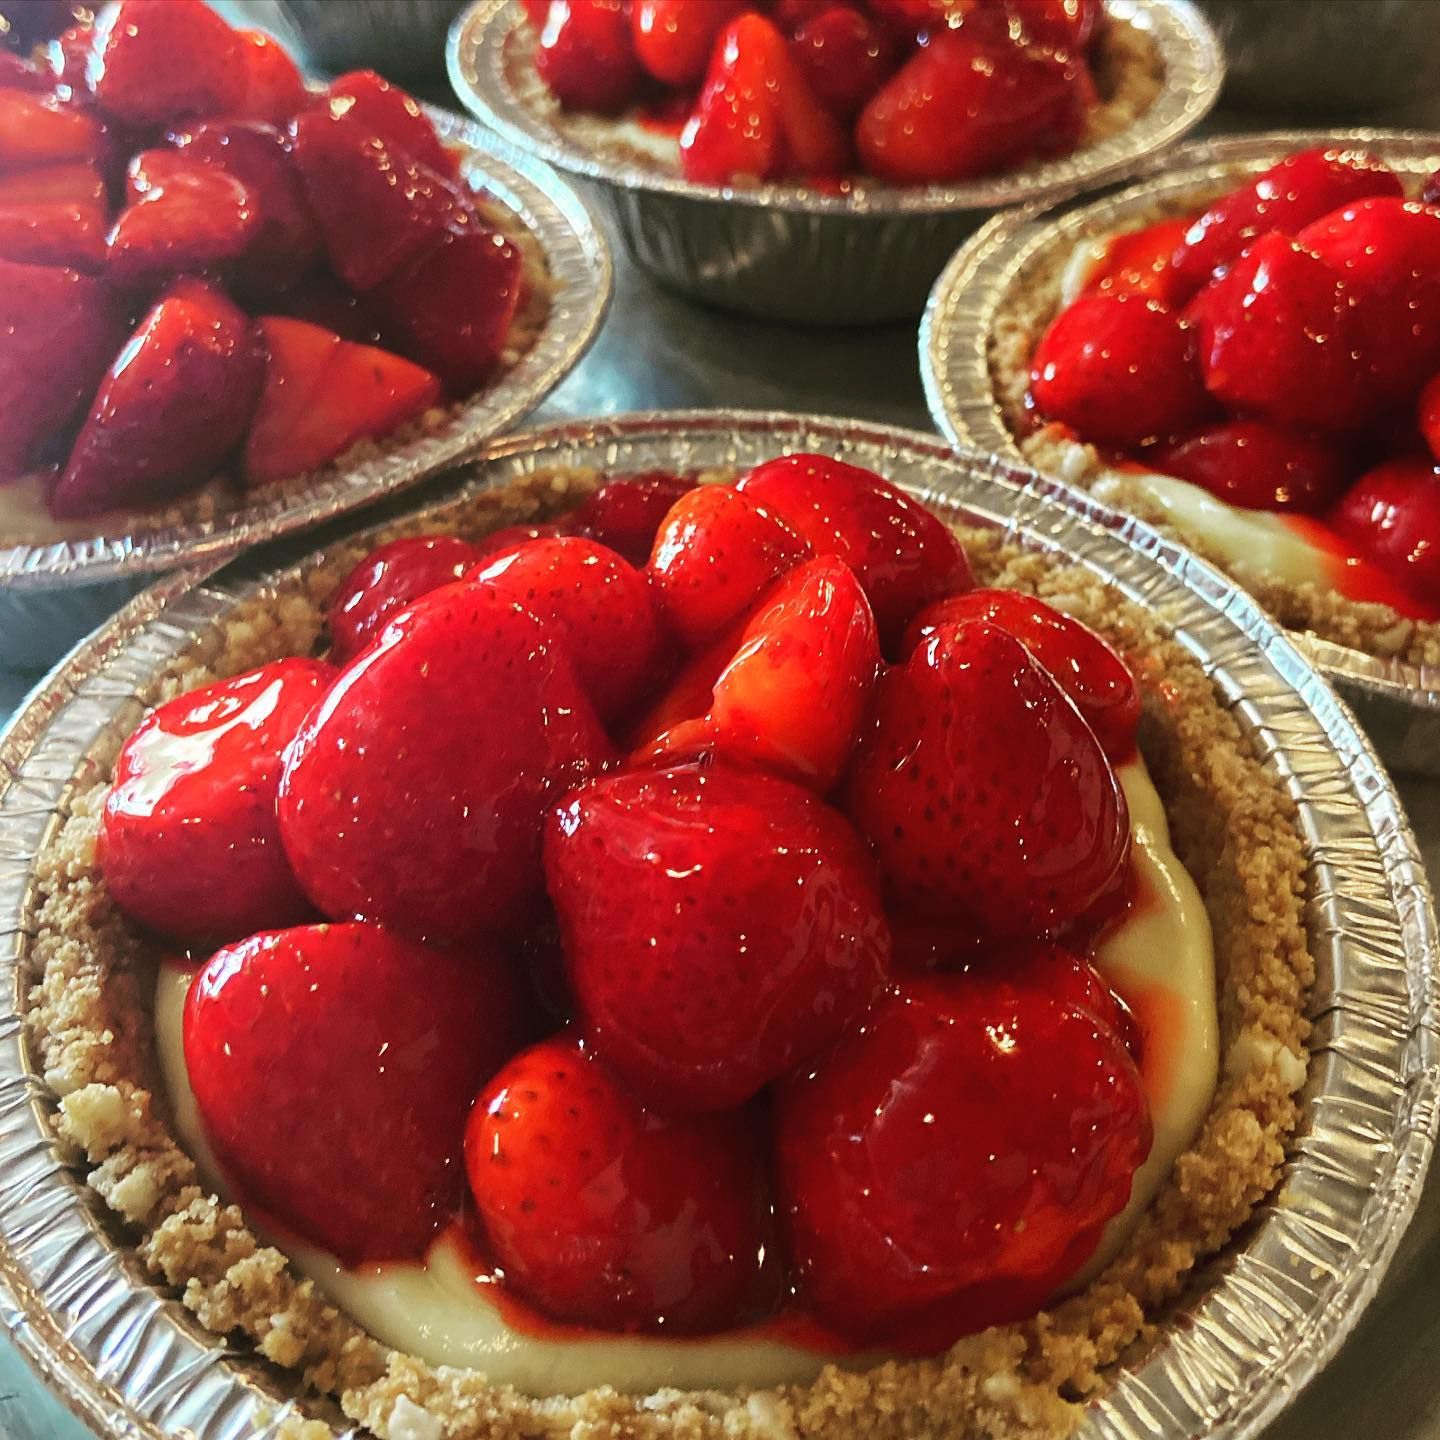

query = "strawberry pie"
[[0, 0, 547, 550], [28, 456, 1312, 1440]]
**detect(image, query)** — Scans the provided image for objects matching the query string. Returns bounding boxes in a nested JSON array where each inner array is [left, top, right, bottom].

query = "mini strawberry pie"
[[29, 455, 1312, 1439], [0, 0, 547, 549], [516, 0, 1163, 189], [986, 143, 1440, 670]]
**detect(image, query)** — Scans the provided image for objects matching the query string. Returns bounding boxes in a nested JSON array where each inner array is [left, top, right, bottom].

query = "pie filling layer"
[[152, 754, 1217, 1397]]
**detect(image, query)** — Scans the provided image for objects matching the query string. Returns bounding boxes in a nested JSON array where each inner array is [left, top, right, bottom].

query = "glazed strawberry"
[[185, 922, 525, 1264], [1168, 147, 1403, 301], [107, 149, 259, 282], [903, 588, 1141, 760], [846, 619, 1130, 938], [290, 104, 474, 291], [43, 25, 92, 98], [773, 972, 1149, 1346], [371, 226, 523, 392], [0, 90, 102, 174], [51, 278, 263, 519], [568, 472, 695, 565], [232, 28, 308, 125], [471, 519, 588, 561], [242, 317, 441, 488], [1186, 233, 1376, 434], [1298, 198, 1440, 402], [546, 763, 890, 1111], [1029, 293, 1211, 449], [329, 535, 485, 665], [279, 580, 613, 941], [171, 122, 322, 296], [1148, 420, 1350, 515], [789, 6, 895, 119], [90, 0, 245, 128], [0, 259, 116, 477], [466, 1034, 776, 1331], [1080, 216, 1192, 305], [1329, 457, 1440, 608], [536, 0, 642, 114], [0, 161, 106, 268], [736, 454, 973, 644], [856, 31, 1089, 185], [1420, 374, 1440, 464], [100, 659, 335, 945], [0, 51, 50, 93], [865, 0, 967, 40], [632, 0, 746, 87], [323, 70, 459, 180], [646, 484, 812, 650], [1003, 0, 1105, 52], [631, 556, 880, 789]]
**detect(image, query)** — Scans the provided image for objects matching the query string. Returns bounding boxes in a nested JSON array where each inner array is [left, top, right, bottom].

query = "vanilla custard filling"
[[153, 756, 1215, 1395]]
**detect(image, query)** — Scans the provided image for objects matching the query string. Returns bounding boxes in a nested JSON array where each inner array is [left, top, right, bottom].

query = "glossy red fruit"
[[0, 89, 103, 175], [1148, 420, 1350, 515], [100, 660, 334, 945], [270, 272, 389, 346], [1186, 233, 1375, 434], [1002, 0, 1104, 52], [632, 0, 747, 87], [471, 519, 588, 562], [0, 50, 51, 93], [646, 484, 812, 650], [242, 317, 441, 488], [632, 555, 881, 789], [329, 535, 484, 665], [466, 1034, 776, 1331], [1029, 293, 1211, 449], [789, 6, 894, 119], [569, 472, 696, 565], [0, 259, 116, 477], [856, 30, 1090, 185], [1419, 373, 1440, 464], [43, 25, 93, 98], [0, 161, 106, 268], [52, 278, 263, 520], [846, 619, 1130, 938], [903, 588, 1141, 760], [546, 763, 891, 1111], [1080, 216, 1192, 305], [773, 973, 1150, 1347], [279, 581, 613, 942], [1298, 198, 1440, 404], [472, 536, 665, 722], [233, 28, 308, 124], [536, 0, 642, 114], [324, 70, 458, 179], [736, 453, 973, 644], [90, 0, 245, 129], [1169, 146, 1404, 300], [371, 226, 523, 393], [185, 921, 525, 1265], [1330, 457, 1440, 608], [107, 148, 258, 281]]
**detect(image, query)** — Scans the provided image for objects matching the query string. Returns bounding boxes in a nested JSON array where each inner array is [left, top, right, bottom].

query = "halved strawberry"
[[568, 472, 695, 564], [324, 70, 458, 179], [233, 28, 307, 125], [51, 278, 263, 518], [241, 316, 442, 488], [633, 0, 747, 87], [0, 89, 103, 174], [1329, 457, 1440, 609], [789, 5, 895, 119], [1080, 216, 1192, 305], [0, 161, 106, 268], [536, 0, 643, 113]]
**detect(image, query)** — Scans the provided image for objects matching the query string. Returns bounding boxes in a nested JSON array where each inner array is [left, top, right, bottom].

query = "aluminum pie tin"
[[0, 408, 1435, 1440], [919, 128, 1440, 774], [0, 105, 613, 674], [445, 0, 1222, 326]]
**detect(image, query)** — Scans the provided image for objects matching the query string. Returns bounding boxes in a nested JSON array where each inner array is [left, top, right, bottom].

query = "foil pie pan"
[[0, 409, 1435, 1439], [0, 106, 613, 675], [918, 128, 1440, 776], [445, 0, 1222, 327]]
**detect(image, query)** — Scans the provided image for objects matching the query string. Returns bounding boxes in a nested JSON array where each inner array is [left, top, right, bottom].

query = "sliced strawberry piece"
[[278, 581, 614, 941], [233, 28, 308, 125], [242, 316, 441, 488], [736, 453, 973, 643], [107, 148, 258, 282], [845, 619, 1130, 939], [0, 161, 105, 268], [1080, 216, 1193, 305], [546, 763, 890, 1112], [90, 0, 245, 129], [1148, 419, 1351, 515], [0, 89, 102, 174], [329, 535, 485, 665], [632, 0, 747, 87], [903, 588, 1141, 760], [568, 472, 696, 565], [1169, 146, 1404, 301], [100, 659, 335, 945], [185, 921, 526, 1265], [647, 483, 812, 650], [790, 6, 895, 119], [632, 555, 881, 790], [291, 103, 475, 292], [774, 972, 1149, 1347], [324, 70, 458, 179], [1420, 374, 1440, 464], [537, 0, 643, 113], [0, 257, 118, 480], [1329, 457, 1440, 609], [466, 1034, 777, 1331], [1029, 292, 1210, 449], [471, 536, 665, 723]]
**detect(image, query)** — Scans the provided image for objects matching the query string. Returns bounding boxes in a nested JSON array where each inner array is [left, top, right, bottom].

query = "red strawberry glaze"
[[1281, 513, 1440, 620]]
